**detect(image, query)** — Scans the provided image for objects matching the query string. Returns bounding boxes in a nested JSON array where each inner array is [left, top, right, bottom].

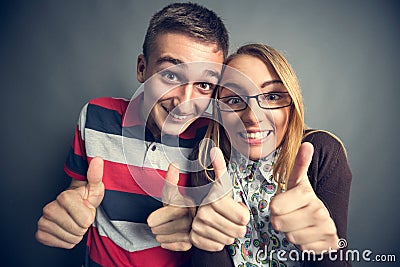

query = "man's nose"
[[173, 83, 194, 113]]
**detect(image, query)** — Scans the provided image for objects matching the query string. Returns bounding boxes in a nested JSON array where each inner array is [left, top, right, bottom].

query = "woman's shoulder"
[[303, 129, 348, 160]]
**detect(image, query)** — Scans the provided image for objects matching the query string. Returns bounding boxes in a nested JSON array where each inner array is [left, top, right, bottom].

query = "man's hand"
[[147, 163, 195, 251], [36, 157, 105, 249], [190, 147, 250, 252], [270, 142, 339, 253]]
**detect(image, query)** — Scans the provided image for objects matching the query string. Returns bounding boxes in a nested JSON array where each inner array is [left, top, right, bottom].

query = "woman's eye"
[[265, 93, 282, 102], [227, 97, 243, 105]]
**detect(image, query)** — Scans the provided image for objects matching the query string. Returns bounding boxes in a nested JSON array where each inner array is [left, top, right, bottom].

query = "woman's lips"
[[239, 130, 273, 144]]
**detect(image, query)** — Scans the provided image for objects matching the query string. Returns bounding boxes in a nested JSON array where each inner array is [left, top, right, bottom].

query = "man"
[[36, 3, 229, 266]]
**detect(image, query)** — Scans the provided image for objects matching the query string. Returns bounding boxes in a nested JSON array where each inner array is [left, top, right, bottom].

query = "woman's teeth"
[[240, 131, 271, 139]]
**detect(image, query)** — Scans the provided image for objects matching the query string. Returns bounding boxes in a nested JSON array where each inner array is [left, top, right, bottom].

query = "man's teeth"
[[241, 131, 271, 139], [170, 112, 187, 120]]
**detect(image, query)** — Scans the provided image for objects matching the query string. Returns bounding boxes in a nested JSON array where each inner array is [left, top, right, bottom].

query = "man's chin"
[[161, 117, 197, 135], [161, 124, 189, 136]]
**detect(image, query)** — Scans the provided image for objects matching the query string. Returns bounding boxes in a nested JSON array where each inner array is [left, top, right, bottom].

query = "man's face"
[[137, 32, 224, 136]]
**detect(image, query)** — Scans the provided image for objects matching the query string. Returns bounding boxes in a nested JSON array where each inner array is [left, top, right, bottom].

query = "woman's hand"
[[270, 142, 339, 254], [190, 147, 250, 251]]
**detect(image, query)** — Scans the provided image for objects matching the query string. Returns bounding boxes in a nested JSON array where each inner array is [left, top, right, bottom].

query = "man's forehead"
[[161, 60, 223, 80], [149, 32, 224, 63]]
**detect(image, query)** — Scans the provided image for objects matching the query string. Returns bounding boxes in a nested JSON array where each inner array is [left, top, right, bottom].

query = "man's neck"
[[138, 99, 162, 139]]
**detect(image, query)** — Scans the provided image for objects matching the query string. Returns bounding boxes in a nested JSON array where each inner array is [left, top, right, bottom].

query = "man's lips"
[[164, 107, 192, 121]]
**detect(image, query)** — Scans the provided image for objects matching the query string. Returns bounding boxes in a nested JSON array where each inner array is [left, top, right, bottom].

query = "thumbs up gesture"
[[147, 163, 196, 251], [36, 157, 105, 248], [190, 147, 250, 251], [270, 143, 339, 253]]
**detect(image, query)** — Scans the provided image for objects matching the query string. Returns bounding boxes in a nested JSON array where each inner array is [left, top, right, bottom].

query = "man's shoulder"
[[87, 97, 130, 115], [180, 117, 210, 140], [83, 97, 130, 135]]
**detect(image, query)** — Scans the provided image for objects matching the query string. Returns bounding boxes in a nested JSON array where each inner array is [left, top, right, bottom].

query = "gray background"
[[1, 0, 399, 266]]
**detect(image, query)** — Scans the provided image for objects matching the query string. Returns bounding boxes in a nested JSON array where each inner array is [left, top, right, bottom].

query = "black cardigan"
[[189, 130, 353, 267]]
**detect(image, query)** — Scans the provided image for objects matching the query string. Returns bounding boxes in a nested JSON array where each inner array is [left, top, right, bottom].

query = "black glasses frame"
[[217, 92, 293, 112]]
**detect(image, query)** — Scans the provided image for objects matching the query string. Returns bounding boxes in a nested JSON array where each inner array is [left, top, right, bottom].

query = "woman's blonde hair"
[[197, 43, 304, 191]]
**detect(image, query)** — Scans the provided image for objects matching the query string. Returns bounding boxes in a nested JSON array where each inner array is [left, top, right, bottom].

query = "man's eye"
[[196, 82, 214, 91], [162, 71, 178, 82]]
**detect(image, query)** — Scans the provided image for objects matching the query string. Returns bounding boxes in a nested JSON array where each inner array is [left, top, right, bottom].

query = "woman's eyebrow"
[[260, 79, 283, 88], [220, 82, 242, 92]]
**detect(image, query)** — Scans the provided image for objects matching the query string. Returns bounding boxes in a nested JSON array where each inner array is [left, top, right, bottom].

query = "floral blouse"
[[228, 149, 302, 267]]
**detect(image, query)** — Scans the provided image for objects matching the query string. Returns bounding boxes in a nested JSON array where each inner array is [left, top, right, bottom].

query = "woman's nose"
[[241, 98, 268, 124]]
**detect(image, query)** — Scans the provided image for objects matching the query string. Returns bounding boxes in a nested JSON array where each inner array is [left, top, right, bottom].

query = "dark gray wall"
[[1, 1, 399, 266]]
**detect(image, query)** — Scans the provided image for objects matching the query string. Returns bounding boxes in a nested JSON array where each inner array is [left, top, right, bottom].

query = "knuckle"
[[82, 213, 95, 228], [196, 209, 212, 225], [69, 234, 83, 245], [330, 237, 340, 250], [285, 232, 296, 245], [270, 216, 280, 231], [191, 221, 201, 234], [224, 236, 235, 245], [181, 242, 192, 251], [269, 199, 280, 215], [235, 225, 247, 238], [195, 207, 206, 219], [313, 206, 328, 222], [176, 242, 192, 251], [189, 232, 199, 246], [35, 230, 47, 243], [214, 243, 225, 251], [155, 235, 162, 243], [65, 243, 76, 249], [56, 191, 71, 205], [238, 211, 250, 226], [325, 220, 338, 236], [42, 202, 56, 219]]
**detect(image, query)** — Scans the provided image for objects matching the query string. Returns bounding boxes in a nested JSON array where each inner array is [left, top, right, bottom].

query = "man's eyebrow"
[[156, 56, 185, 66], [260, 79, 283, 88], [203, 69, 220, 80]]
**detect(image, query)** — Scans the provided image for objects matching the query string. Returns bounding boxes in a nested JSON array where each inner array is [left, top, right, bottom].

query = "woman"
[[190, 44, 352, 266]]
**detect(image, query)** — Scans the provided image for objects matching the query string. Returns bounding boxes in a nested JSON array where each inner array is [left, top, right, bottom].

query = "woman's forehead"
[[220, 55, 279, 91]]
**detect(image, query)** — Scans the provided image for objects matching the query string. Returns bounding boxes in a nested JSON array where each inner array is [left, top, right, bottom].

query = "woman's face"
[[218, 55, 291, 160]]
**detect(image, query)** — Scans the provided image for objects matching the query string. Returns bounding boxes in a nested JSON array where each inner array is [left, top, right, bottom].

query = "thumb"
[[161, 162, 184, 207], [287, 142, 314, 190], [206, 147, 232, 201], [85, 157, 105, 208]]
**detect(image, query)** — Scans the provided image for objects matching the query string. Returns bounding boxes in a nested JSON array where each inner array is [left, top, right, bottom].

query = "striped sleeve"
[[64, 103, 89, 181]]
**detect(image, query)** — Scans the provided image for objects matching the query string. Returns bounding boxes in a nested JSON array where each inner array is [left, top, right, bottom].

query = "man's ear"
[[137, 54, 147, 83]]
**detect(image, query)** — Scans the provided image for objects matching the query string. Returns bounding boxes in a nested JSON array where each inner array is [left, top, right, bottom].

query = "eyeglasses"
[[217, 92, 292, 112]]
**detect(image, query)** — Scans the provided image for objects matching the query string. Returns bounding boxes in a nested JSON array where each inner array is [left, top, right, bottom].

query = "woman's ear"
[[137, 54, 147, 83]]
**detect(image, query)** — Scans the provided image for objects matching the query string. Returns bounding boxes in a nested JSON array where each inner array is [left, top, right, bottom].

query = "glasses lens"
[[258, 93, 292, 109], [218, 96, 246, 111]]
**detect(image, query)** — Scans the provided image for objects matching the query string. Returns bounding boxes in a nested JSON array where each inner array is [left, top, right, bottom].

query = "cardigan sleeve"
[[303, 130, 353, 267]]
